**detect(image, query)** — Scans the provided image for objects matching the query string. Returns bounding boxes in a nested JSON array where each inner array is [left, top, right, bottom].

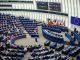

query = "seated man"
[[71, 34, 74, 39], [74, 28, 77, 32], [0, 42, 5, 51], [35, 37, 38, 42], [10, 35, 16, 44], [71, 32, 73, 36]]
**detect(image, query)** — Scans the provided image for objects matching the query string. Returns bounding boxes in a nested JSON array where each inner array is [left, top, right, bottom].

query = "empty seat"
[[44, 40, 50, 46], [49, 42, 57, 49]]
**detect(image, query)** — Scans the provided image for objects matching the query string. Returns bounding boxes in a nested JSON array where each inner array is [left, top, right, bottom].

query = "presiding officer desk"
[[42, 29, 64, 43]]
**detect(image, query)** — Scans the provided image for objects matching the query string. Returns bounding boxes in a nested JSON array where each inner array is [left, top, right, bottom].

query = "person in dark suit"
[[70, 32, 73, 36], [34, 27, 38, 42], [74, 28, 77, 32], [34, 37, 38, 42], [76, 30, 78, 33], [74, 28, 78, 33]]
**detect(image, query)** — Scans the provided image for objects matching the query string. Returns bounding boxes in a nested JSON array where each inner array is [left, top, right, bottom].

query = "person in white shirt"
[[24, 46, 27, 51]]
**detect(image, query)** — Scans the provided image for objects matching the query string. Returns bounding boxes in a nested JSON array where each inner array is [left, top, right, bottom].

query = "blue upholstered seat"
[[72, 32, 80, 44], [65, 33, 74, 45], [49, 42, 57, 48]]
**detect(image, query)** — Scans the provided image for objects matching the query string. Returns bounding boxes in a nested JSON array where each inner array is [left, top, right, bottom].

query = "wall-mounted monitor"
[[49, 2, 61, 12], [37, 1, 48, 10]]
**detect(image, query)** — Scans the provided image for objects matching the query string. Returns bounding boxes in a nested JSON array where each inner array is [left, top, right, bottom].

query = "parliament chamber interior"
[[0, 0, 80, 60]]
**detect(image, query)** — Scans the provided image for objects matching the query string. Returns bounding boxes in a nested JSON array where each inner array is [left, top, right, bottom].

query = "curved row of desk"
[[42, 29, 64, 43], [47, 27, 61, 33], [11, 34, 26, 45], [42, 29, 80, 45]]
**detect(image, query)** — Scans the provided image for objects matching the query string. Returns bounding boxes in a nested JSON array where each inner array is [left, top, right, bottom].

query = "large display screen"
[[49, 2, 61, 12], [37, 1, 48, 10]]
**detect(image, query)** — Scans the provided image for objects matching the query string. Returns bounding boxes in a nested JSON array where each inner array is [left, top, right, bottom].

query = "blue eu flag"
[[71, 16, 80, 26]]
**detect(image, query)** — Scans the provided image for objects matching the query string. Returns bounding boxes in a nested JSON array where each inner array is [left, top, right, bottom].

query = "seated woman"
[[68, 31, 72, 36], [73, 37, 78, 44], [71, 34, 74, 40]]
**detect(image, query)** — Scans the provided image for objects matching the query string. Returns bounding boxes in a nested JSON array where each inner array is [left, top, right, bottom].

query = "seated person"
[[74, 28, 77, 32], [76, 30, 78, 33], [24, 46, 27, 52], [71, 32, 73, 36], [0, 42, 5, 51], [71, 33, 74, 38], [68, 31, 72, 36], [74, 28, 78, 33], [73, 37, 78, 44], [78, 31, 80, 36]]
